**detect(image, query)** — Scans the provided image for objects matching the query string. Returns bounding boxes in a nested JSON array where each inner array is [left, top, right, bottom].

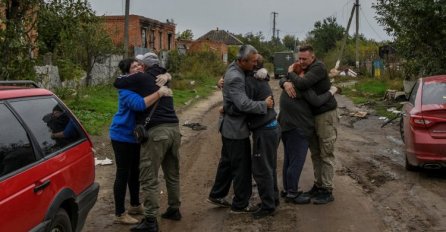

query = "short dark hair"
[[118, 58, 136, 74], [299, 45, 314, 53]]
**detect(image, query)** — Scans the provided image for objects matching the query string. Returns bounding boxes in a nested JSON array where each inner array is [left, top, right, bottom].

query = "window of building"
[[150, 30, 155, 49], [159, 31, 163, 49], [167, 33, 172, 50], [141, 28, 147, 48], [0, 104, 36, 178]]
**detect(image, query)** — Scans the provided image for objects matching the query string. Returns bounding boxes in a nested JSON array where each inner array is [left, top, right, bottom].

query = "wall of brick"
[[103, 15, 176, 55]]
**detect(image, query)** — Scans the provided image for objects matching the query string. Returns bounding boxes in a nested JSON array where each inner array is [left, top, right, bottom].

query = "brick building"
[[103, 14, 176, 55]]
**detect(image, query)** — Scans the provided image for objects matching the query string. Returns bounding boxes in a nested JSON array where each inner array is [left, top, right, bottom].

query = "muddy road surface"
[[84, 80, 446, 232]]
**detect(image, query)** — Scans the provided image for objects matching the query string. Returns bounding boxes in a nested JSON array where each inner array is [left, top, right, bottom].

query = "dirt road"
[[84, 80, 446, 232]]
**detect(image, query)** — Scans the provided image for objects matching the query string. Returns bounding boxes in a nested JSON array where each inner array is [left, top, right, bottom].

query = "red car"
[[0, 81, 99, 231], [400, 75, 446, 171]]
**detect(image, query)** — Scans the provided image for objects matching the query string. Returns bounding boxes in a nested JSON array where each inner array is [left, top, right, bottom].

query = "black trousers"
[[111, 140, 141, 215], [209, 136, 252, 209], [252, 126, 281, 210]]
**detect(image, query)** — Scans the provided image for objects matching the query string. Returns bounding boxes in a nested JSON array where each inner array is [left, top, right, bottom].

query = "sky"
[[87, 0, 392, 42]]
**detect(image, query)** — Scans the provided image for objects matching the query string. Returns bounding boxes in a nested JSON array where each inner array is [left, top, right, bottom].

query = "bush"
[[56, 59, 84, 81]]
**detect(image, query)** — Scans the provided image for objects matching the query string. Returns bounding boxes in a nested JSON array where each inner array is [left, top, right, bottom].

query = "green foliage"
[[235, 32, 288, 63], [282, 34, 299, 51], [37, 0, 116, 85], [0, 0, 39, 80], [167, 50, 225, 81], [374, 0, 446, 77], [56, 59, 84, 81], [176, 29, 194, 40], [306, 16, 345, 58], [341, 77, 403, 105]]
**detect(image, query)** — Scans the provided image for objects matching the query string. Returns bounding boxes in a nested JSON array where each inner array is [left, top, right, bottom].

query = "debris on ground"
[[95, 157, 113, 166], [183, 122, 207, 131], [350, 111, 368, 118]]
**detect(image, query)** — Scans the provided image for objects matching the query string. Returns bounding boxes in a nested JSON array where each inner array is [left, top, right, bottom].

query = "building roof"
[[196, 29, 243, 45]]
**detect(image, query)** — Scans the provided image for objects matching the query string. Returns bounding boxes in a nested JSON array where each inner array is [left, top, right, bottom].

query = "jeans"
[[282, 128, 309, 195]]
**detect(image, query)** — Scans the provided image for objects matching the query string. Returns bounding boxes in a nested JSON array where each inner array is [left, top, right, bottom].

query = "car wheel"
[[405, 157, 418, 172], [399, 117, 405, 143], [49, 208, 72, 232]]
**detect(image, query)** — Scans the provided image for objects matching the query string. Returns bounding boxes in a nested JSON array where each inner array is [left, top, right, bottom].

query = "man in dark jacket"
[[281, 45, 338, 204]]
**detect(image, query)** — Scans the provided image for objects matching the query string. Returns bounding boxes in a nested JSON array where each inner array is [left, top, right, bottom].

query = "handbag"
[[134, 101, 159, 143]]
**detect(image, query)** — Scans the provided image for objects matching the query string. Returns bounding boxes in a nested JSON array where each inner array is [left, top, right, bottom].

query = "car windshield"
[[422, 82, 446, 105]]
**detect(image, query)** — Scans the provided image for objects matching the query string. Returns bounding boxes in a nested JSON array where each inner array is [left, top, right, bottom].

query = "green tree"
[[374, 0, 446, 77], [176, 29, 194, 40], [37, 0, 116, 85], [306, 16, 345, 58], [282, 34, 299, 51], [0, 0, 40, 80]]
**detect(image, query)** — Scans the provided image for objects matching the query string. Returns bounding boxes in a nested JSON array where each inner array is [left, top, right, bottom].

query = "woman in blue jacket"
[[109, 58, 172, 224]]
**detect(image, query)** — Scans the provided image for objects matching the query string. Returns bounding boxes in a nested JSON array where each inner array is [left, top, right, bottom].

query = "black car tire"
[[399, 117, 405, 143], [405, 157, 418, 172], [49, 208, 72, 232]]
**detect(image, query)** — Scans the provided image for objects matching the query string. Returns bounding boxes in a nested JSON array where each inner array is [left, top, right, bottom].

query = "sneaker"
[[161, 207, 182, 221], [313, 189, 334, 205], [293, 194, 311, 204], [230, 204, 259, 214], [252, 208, 275, 219], [128, 204, 144, 215], [130, 217, 158, 232], [301, 185, 322, 198], [280, 190, 287, 198], [284, 191, 302, 203], [114, 212, 139, 225], [207, 196, 231, 208]]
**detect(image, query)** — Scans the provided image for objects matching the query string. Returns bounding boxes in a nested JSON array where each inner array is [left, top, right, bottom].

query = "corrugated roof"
[[197, 29, 243, 45]]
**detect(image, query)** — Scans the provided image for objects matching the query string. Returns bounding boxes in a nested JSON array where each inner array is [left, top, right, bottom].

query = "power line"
[[359, 7, 385, 41]]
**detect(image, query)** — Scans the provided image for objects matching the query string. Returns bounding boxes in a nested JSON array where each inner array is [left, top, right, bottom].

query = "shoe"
[[275, 199, 280, 207], [114, 212, 138, 225], [161, 207, 182, 221], [130, 217, 158, 232], [313, 189, 334, 204], [230, 204, 259, 214], [252, 208, 275, 219], [207, 196, 231, 208], [280, 190, 287, 198], [128, 204, 144, 215], [301, 185, 322, 199], [293, 194, 311, 204], [284, 191, 301, 203]]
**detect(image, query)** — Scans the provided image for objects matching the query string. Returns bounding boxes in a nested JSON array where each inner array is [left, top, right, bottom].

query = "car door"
[[0, 103, 48, 232]]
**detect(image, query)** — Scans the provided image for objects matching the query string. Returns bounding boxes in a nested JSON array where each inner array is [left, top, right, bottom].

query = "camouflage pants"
[[309, 109, 339, 190]]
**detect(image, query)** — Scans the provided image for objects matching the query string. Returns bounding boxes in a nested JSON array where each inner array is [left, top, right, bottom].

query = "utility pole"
[[272, 12, 278, 40], [124, 0, 130, 58], [335, 0, 361, 70], [355, 0, 360, 69], [276, 29, 280, 41]]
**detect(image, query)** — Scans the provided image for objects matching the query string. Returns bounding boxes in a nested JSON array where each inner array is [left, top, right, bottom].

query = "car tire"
[[405, 157, 418, 172], [399, 117, 405, 143], [49, 208, 72, 232]]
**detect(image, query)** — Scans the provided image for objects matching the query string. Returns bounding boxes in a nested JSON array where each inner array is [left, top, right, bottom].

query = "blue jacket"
[[109, 89, 146, 143]]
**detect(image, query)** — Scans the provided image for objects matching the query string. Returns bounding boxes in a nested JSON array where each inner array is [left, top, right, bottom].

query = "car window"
[[422, 82, 446, 105], [408, 80, 419, 104], [10, 97, 84, 156], [0, 104, 36, 178]]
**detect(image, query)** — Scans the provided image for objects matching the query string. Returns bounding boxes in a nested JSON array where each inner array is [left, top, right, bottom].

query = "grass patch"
[[339, 77, 403, 118]]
